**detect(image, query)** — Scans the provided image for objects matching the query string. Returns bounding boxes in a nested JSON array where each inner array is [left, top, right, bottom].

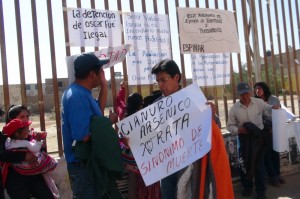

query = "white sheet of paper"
[[67, 8, 122, 47], [191, 53, 230, 86], [116, 83, 212, 186], [66, 44, 130, 84], [281, 103, 296, 121]]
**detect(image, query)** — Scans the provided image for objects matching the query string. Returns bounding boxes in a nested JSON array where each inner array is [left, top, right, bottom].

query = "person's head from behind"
[[125, 93, 143, 117], [142, 90, 162, 108], [237, 82, 252, 104], [6, 105, 29, 124], [254, 82, 271, 100], [151, 59, 181, 97], [74, 53, 110, 88], [2, 119, 32, 140]]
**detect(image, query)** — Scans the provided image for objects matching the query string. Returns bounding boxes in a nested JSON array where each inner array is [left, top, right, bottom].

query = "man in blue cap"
[[61, 53, 118, 198], [227, 82, 280, 199]]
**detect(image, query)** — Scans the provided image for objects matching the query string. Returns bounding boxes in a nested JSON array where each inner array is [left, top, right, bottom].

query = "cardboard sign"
[[177, 8, 240, 54], [116, 83, 212, 186]]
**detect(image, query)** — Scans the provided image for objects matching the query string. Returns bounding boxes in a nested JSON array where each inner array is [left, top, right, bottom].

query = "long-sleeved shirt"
[[227, 97, 273, 135]]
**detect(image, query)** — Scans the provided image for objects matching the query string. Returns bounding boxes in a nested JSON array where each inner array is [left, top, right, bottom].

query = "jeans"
[[67, 161, 98, 199]]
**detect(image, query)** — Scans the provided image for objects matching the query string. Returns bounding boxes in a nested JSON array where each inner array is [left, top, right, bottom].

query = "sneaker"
[[242, 188, 252, 197], [256, 192, 266, 199]]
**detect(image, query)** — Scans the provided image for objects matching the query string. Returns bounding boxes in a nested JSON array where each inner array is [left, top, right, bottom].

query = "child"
[[2, 118, 58, 198]]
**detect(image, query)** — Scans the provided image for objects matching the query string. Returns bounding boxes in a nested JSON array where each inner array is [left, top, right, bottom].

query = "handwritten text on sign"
[[66, 44, 130, 84], [177, 8, 240, 54], [191, 53, 230, 86], [116, 84, 212, 186], [124, 12, 171, 49], [126, 48, 171, 85], [67, 8, 122, 47]]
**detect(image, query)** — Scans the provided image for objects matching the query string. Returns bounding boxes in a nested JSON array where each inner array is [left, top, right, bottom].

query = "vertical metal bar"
[[46, 0, 63, 156], [0, 0, 10, 110], [91, 0, 99, 52], [274, 0, 287, 106], [14, 0, 27, 104], [281, 0, 295, 113], [175, 0, 187, 87], [266, 0, 279, 97], [103, 0, 117, 113], [31, 0, 45, 131], [149, 0, 159, 94], [77, 0, 85, 53], [241, 0, 253, 85], [223, 0, 229, 124], [62, 0, 71, 57], [248, 0, 261, 84], [288, 0, 300, 116], [117, 0, 129, 109], [258, 0, 270, 84], [129, 0, 142, 94], [232, 0, 240, 103], [213, 0, 219, 117]]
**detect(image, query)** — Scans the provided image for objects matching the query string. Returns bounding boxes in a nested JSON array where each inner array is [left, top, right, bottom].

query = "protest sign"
[[191, 53, 230, 86], [126, 48, 172, 85], [123, 12, 171, 49], [116, 83, 212, 186], [177, 7, 240, 54], [67, 8, 122, 47], [66, 44, 130, 84]]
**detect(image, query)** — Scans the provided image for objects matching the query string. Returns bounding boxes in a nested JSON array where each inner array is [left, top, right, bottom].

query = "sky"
[[0, 0, 299, 84]]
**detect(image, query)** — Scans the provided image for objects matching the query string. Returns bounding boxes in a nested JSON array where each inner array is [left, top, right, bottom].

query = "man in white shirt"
[[227, 82, 279, 199]]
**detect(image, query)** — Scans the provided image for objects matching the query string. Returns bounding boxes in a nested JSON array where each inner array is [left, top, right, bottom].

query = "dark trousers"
[[264, 133, 281, 179], [238, 133, 266, 194], [5, 167, 54, 199], [239, 158, 266, 194], [264, 147, 280, 179]]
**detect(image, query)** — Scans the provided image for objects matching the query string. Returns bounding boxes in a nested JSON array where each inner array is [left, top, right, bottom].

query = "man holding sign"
[[150, 59, 233, 199]]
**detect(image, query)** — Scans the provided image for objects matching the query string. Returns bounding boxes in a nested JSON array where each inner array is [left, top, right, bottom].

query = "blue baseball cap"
[[237, 82, 251, 94]]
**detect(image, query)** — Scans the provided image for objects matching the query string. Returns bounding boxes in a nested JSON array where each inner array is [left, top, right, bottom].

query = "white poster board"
[[123, 12, 171, 49], [67, 8, 122, 47], [66, 44, 130, 84], [177, 8, 240, 54], [191, 53, 230, 86], [272, 109, 289, 152], [126, 49, 172, 85], [116, 83, 212, 186]]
